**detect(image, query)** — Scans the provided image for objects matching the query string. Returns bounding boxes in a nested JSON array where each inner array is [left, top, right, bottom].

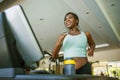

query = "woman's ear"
[[76, 20, 79, 25]]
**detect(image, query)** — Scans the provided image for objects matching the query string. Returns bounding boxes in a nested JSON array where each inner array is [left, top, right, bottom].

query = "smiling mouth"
[[66, 22, 71, 26]]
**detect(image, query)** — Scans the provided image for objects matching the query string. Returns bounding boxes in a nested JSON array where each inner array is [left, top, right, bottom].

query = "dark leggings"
[[76, 62, 92, 74]]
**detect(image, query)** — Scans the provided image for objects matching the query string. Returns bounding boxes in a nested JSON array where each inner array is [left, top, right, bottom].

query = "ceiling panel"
[[96, 0, 120, 42]]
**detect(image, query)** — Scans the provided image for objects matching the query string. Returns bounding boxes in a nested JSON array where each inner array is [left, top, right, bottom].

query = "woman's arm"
[[52, 33, 66, 59], [85, 31, 96, 56]]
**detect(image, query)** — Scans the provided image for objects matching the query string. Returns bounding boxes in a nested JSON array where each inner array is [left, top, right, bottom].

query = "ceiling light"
[[95, 43, 109, 48]]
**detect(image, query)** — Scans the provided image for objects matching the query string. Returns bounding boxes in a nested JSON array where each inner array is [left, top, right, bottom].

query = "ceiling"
[[60, 0, 120, 52], [23, 0, 119, 52], [0, 0, 120, 57]]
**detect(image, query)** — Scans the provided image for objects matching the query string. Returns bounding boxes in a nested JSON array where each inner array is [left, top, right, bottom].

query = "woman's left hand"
[[88, 47, 94, 56]]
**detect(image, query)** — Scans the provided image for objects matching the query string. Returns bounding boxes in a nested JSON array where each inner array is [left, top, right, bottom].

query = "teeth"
[[67, 23, 70, 25]]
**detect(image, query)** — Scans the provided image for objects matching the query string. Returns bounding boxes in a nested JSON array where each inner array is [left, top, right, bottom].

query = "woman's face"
[[64, 14, 78, 29]]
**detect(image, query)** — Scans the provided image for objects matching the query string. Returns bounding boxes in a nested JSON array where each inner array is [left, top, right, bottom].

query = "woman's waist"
[[63, 57, 88, 69], [64, 57, 88, 64], [74, 57, 88, 69], [73, 57, 88, 62]]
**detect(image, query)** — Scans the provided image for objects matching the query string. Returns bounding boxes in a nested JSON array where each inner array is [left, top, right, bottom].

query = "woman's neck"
[[68, 27, 80, 35]]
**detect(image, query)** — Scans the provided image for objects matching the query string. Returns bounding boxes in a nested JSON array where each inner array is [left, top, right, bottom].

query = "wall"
[[88, 49, 120, 62]]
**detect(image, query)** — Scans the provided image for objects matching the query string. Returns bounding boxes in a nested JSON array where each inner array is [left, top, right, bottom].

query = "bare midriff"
[[73, 57, 88, 70]]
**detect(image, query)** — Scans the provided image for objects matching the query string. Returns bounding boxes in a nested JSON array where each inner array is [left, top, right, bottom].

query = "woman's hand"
[[88, 47, 94, 56]]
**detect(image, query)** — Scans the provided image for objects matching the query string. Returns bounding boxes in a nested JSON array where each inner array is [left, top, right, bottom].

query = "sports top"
[[62, 32, 87, 59]]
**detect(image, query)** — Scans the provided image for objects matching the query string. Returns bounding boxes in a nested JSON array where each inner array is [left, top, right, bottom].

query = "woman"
[[52, 12, 95, 74]]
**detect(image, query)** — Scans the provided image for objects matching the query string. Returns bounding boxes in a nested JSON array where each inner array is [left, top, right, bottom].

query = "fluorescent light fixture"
[[59, 51, 64, 54], [95, 43, 109, 48]]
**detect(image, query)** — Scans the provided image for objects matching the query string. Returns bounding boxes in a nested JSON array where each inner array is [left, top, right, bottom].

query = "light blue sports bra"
[[62, 32, 87, 59]]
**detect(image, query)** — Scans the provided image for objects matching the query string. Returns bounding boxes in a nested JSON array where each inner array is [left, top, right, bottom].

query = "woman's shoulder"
[[84, 31, 91, 36], [58, 33, 67, 39]]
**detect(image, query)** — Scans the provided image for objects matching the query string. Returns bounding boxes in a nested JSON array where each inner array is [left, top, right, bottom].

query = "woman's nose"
[[65, 19, 70, 23]]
